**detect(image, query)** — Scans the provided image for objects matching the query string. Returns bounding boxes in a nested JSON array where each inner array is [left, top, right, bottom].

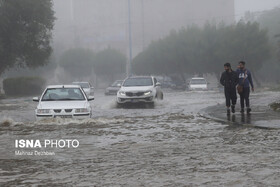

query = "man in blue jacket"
[[236, 61, 254, 114]]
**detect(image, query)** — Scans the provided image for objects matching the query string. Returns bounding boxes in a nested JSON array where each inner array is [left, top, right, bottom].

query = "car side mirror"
[[88, 96, 94, 101], [117, 83, 121, 87], [33, 97, 39, 102], [155, 82, 161, 87]]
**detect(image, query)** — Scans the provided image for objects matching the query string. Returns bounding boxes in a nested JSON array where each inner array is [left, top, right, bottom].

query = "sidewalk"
[[202, 91, 280, 129]]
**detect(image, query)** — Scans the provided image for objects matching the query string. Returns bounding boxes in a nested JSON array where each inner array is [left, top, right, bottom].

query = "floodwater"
[[0, 90, 280, 186]]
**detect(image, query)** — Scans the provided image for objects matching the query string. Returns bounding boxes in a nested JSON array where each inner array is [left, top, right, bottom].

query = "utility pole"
[[127, 0, 132, 77], [141, 0, 145, 50], [70, 0, 74, 21]]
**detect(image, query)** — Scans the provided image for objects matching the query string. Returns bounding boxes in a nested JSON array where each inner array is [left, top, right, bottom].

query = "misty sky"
[[235, 0, 280, 20]]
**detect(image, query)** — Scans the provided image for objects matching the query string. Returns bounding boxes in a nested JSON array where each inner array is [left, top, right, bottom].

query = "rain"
[[0, 0, 280, 186]]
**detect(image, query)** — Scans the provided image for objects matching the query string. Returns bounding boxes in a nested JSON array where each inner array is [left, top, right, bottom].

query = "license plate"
[[55, 115, 72, 118]]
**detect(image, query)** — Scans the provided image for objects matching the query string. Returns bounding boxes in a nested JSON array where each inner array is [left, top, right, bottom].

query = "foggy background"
[[1, 0, 280, 90], [235, 0, 280, 18]]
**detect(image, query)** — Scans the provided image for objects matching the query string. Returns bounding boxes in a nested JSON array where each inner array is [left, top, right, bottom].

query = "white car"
[[33, 85, 94, 120], [117, 76, 163, 106], [188, 77, 208, 91], [72, 82, 94, 96]]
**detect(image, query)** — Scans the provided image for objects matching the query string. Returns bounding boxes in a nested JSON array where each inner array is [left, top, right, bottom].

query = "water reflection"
[[241, 113, 251, 124], [227, 113, 251, 125], [232, 114, 236, 123]]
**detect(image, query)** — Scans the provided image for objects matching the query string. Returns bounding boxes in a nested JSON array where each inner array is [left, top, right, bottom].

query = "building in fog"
[[53, 0, 235, 57]]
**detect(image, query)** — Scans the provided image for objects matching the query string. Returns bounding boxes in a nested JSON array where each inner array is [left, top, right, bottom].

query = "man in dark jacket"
[[220, 63, 239, 115], [236, 61, 254, 114]]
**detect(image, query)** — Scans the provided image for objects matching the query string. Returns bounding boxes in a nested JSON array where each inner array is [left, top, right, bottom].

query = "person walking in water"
[[236, 61, 254, 114], [220, 63, 239, 115]]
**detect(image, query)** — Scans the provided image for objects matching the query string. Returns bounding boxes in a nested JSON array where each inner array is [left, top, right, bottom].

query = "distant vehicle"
[[33, 85, 94, 120], [161, 81, 176, 89], [171, 80, 186, 90], [105, 80, 123, 95], [188, 77, 208, 91], [72, 82, 94, 96], [116, 76, 163, 106], [154, 76, 175, 88], [168, 76, 186, 90]]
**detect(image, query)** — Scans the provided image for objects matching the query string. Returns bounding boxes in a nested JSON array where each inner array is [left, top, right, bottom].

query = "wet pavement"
[[0, 90, 280, 186], [204, 91, 280, 129]]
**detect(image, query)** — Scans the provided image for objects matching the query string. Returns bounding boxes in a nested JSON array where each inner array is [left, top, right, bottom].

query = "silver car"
[[105, 80, 123, 95], [72, 82, 94, 96]]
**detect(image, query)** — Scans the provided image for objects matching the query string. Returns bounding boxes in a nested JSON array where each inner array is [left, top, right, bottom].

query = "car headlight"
[[144, 90, 152, 96], [75, 108, 89, 113], [37, 109, 50, 114], [118, 91, 126, 96]]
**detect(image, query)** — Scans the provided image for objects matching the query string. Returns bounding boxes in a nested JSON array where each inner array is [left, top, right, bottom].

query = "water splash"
[[0, 117, 24, 126]]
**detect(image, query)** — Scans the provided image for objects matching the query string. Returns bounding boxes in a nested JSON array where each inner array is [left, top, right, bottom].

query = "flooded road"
[[0, 90, 280, 186]]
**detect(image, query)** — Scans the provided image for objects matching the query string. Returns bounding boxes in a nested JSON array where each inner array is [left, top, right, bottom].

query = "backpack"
[[237, 70, 247, 94]]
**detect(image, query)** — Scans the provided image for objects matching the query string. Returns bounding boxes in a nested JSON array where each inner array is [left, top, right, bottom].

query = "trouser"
[[239, 87, 250, 108], [224, 87, 237, 107]]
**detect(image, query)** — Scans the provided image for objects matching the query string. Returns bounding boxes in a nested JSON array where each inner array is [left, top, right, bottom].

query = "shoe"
[[240, 108, 244, 113], [231, 105, 235, 113], [247, 107, 251, 114], [227, 108, 230, 115]]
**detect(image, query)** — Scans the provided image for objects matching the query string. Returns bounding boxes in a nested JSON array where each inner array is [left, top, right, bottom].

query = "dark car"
[[105, 80, 123, 95], [171, 80, 186, 90]]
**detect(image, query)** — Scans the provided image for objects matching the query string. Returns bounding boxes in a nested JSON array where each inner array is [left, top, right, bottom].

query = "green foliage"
[[255, 7, 280, 80], [258, 7, 280, 42], [132, 22, 271, 78], [59, 48, 95, 78], [258, 8, 280, 61], [3, 77, 46, 96], [0, 0, 55, 75], [277, 35, 280, 62], [94, 47, 126, 77]]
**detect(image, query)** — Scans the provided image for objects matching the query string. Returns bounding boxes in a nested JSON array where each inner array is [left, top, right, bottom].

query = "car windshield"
[[41, 88, 85, 101], [123, 78, 153, 87], [111, 81, 123, 87], [73, 82, 89, 88], [190, 79, 206, 85]]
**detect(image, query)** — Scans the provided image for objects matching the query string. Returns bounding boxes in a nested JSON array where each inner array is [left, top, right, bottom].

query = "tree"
[[0, 0, 55, 76], [59, 48, 95, 79], [132, 21, 271, 85], [256, 7, 280, 82], [94, 48, 126, 82], [258, 7, 280, 43], [277, 34, 280, 62]]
